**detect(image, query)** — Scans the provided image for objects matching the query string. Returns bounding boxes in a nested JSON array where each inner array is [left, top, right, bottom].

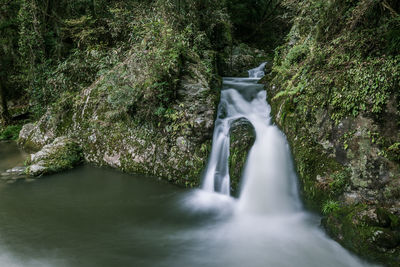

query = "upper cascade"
[[248, 62, 267, 78], [202, 62, 299, 214]]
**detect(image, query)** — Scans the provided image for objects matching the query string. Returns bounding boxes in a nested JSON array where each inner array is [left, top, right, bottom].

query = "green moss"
[[26, 140, 83, 176], [74, 111, 214, 189], [387, 142, 400, 162], [285, 44, 309, 65], [281, 128, 344, 210], [0, 125, 22, 141], [52, 92, 76, 135], [45, 142, 83, 172], [323, 205, 400, 266], [20, 139, 42, 152]]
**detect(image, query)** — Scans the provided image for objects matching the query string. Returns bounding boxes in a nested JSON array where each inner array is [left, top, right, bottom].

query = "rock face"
[[264, 79, 400, 265], [14, 0, 233, 184], [221, 44, 270, 77], [18, 114, 56, 151], [24, 137, 83, 176], [18, 60, 218, 186], [261, 1, 400, 264], [16, 43, 265, 186]]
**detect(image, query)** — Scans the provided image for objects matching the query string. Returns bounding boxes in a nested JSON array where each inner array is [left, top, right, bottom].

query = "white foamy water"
[[203, 62, 299, 213], [0, 243, 64, 267]]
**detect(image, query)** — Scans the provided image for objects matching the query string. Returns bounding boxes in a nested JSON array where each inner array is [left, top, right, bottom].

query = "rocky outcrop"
[[18, 59, 218, 186], [229, 118, 255, 195], [16, 42, 266, 186], [13, 0, 234, 185], [24, 137, 83, 176], [261, 1, 400, 264]]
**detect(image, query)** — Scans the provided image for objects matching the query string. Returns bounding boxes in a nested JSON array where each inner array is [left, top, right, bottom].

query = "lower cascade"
[[195, 63, 377, 266]]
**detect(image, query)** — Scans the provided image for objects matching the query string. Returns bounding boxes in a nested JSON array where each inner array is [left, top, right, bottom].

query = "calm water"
[[0, 141, 27, 171], [0, 165, 194, 267], [0, 142, 376, 267]]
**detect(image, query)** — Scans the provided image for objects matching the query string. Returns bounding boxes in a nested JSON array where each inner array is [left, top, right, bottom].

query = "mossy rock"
[[25, 137, 83, 177], [229, 118, 255, 196], [322, 204, 400, 266]]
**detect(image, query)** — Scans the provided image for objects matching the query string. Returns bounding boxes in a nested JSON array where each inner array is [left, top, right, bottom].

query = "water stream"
[[0, 65, 378, 266]]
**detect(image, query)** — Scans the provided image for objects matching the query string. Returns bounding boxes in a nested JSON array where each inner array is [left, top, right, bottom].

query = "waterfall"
[[190, 63, 374, 267], [202, 62, 299, 213], [248, 62, 267, 78]]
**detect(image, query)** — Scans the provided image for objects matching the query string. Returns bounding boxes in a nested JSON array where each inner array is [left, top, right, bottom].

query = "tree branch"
[[382, 0, 399, 17]]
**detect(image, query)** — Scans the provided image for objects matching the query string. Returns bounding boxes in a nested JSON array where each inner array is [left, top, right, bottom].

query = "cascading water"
[[192, 62, 377, 267], [202, 63, 270, 196], [202, 62, 299, 214]]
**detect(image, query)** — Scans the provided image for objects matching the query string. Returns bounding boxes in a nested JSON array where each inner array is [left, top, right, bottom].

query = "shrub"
[[286, 44, 308, 64], [322, 200, 340, 215]]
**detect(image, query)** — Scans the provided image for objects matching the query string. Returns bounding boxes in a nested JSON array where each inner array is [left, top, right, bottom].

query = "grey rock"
[[176, 137, 188, 152], [27, 162, 47, 176], [18, 123, 35, 141], [17, 49, 217, 186]]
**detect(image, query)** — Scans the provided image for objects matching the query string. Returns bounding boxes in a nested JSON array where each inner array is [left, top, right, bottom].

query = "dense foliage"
[[0, 0, 236, 126], [226, 0, 291, 49], [269, 0, 400, 159]]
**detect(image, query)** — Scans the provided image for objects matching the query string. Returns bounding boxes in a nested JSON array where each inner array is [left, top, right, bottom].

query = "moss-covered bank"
[[263, 0, 400, 265]]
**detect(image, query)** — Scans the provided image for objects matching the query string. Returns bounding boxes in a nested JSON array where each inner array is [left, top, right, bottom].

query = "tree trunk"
[[0, 80, 11, 125], [91, 0, 96, 18]]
